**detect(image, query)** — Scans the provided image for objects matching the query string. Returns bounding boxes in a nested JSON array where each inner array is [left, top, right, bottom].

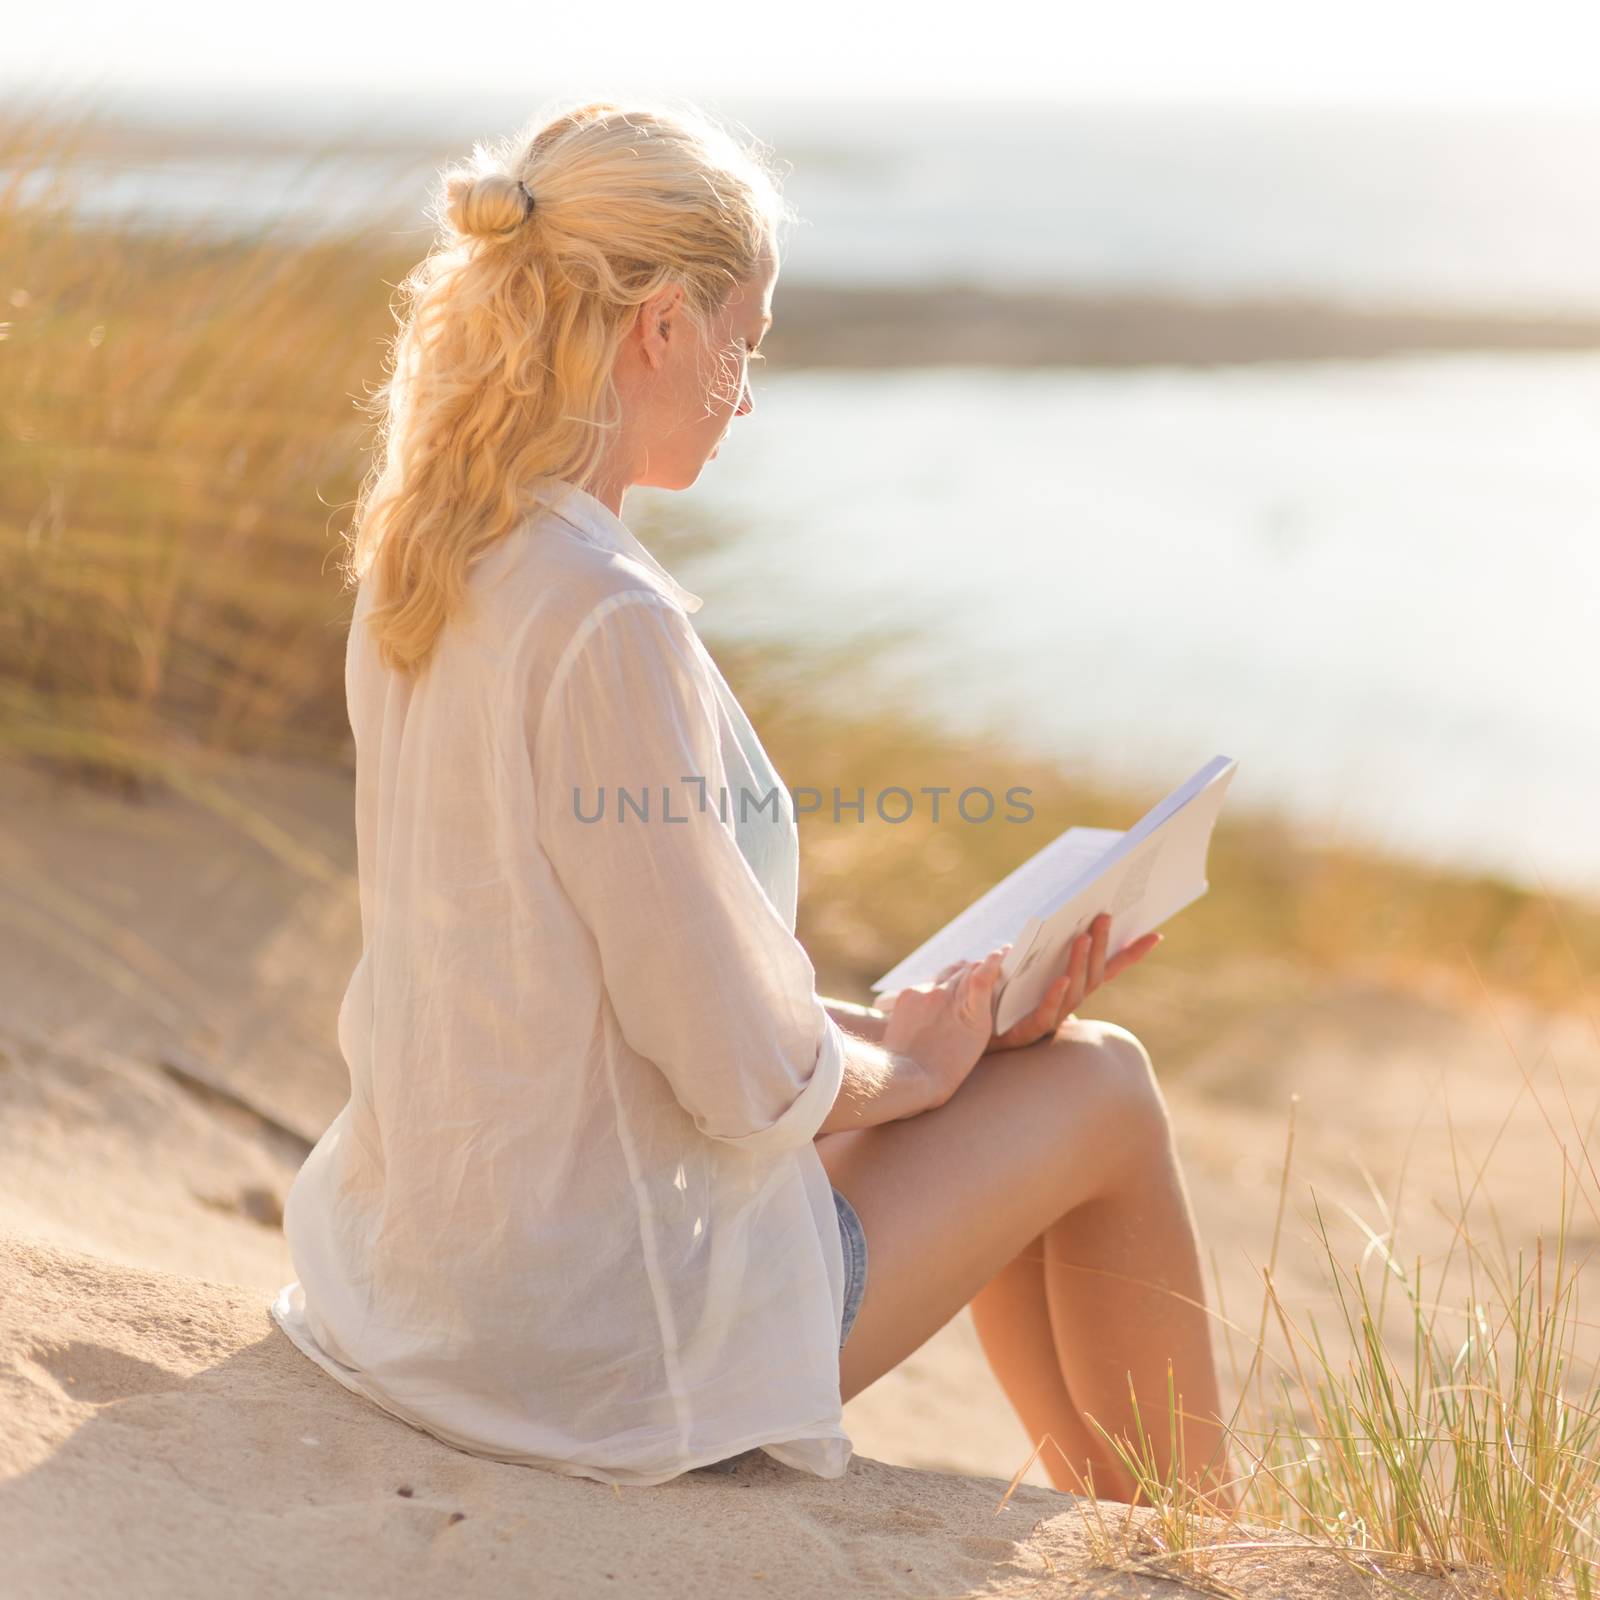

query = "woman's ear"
[[637, 283, 687, 372]]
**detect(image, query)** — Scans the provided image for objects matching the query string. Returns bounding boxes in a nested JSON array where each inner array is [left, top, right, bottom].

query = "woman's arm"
[[534, 593, 851, 1157], [814, 1029, 935, 1136], [822, 996, 888, 1046], [816, 953, 1013, 1136]]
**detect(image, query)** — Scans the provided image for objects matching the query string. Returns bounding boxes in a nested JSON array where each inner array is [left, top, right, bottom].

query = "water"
[[638, 352, 1600, 899], [19, 88, 1600, 313]]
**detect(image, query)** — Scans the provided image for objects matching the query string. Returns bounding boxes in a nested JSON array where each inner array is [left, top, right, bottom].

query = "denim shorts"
[[693, 1184, 868, 1475], [833, 1184, 869, 1347]]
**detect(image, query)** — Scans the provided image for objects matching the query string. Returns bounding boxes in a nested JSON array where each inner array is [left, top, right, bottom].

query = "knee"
[[1051, 1018, 1172, 1161]]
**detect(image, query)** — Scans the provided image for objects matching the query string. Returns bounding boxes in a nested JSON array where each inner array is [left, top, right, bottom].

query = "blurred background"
[[3, 1, 1598, 1498]]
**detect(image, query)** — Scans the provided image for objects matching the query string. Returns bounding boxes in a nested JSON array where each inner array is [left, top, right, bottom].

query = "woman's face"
[[624, 247, 777, 493]]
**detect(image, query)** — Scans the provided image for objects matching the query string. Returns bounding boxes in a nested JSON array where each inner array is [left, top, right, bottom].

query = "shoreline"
[[15, 190, 1600, 370], [766, 282, 1600, 368]]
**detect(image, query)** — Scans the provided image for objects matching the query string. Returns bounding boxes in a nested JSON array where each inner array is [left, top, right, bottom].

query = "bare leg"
[[816, 1019, 1233, 1507], [966, 1237, 1109, 1495], [1039, 1120, 1231, 1504], [968, 1159, 1231, 1500]]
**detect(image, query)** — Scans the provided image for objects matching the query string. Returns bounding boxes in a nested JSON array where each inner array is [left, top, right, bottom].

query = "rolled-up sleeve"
[[532, 590, 845, 1156]]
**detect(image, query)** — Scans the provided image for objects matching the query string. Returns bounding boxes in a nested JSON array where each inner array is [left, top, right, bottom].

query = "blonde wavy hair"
[[343, 97, 793, 675]]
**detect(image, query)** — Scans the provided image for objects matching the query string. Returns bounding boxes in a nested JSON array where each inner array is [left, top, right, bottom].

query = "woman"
[[271, 97, 1234, 1506]]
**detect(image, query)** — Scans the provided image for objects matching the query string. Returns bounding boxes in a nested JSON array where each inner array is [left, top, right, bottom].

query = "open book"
[[871, 755, 1238, 1036]]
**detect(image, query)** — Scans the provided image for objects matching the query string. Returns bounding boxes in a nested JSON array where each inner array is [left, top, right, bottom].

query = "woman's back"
[[271, 480, 853, 1487]]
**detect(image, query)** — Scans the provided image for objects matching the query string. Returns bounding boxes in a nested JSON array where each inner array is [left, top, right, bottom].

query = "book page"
[[868, 755, 1238, 1035], [992, 757, 1236, 1034], [871, 827, 1124, 996]]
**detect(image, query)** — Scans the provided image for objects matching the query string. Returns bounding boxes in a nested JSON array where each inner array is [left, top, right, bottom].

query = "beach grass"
[[1019, 1084, 1600, 1600]]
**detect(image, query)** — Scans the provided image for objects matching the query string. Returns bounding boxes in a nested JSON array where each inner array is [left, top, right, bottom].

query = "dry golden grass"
[[1018, 1089, 1600, 1600]]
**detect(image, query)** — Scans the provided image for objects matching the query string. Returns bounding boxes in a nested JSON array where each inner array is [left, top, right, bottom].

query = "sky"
[[9, 0, 1600, 110]]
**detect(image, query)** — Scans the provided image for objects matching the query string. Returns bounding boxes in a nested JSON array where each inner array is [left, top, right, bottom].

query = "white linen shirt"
[[270, 478, 853, 1487]]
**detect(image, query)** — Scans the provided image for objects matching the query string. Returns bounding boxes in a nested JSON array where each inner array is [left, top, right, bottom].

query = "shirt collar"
[[537, 477, 704, 615]]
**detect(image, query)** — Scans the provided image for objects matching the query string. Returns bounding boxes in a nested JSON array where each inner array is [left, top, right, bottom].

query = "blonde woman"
[[271, 98, 1235, 1507]]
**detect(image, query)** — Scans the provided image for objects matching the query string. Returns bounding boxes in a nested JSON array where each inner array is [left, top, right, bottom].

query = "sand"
[[3, 749, 1595, 1596]]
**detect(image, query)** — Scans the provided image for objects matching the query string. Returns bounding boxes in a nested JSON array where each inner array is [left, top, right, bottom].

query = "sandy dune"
[[2, 1218, 1481, 1600], [3, 750, 1595, 1594]]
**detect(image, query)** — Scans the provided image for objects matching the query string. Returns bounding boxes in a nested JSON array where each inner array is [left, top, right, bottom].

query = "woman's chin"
[[640, 460, 709, 492]]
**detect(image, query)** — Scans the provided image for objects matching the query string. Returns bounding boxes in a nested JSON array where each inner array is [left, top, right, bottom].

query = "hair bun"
[[445, 172, 533, 239]]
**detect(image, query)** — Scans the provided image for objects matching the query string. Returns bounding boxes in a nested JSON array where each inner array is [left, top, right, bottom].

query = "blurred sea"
[[653, 352, 1600, 898], [18, 87, 1600, 894]]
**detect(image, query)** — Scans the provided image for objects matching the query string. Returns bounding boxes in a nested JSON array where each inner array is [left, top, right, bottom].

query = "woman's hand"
[[985, 912, 1161, 1052], [877, 949, 1007, 1111], [898, 914, 1162, 1060]]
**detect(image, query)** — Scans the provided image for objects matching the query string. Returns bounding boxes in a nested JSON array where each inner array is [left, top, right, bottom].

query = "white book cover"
[[872, 755, 1238, 1036]]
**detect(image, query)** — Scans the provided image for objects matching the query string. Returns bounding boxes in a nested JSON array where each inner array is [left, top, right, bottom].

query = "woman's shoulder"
[[480, 509, 702, 685]]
